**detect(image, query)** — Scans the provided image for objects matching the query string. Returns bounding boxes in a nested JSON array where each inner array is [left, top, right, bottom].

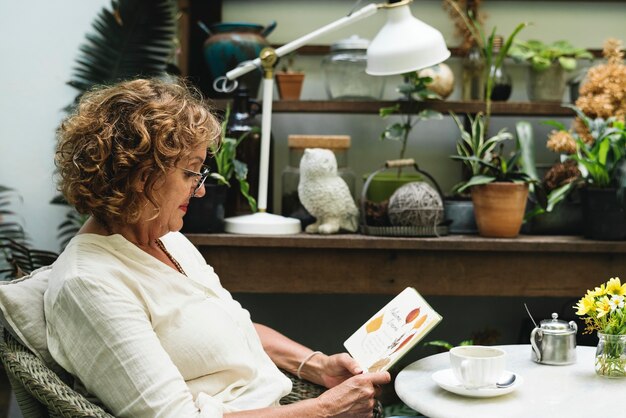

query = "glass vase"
[[595, 333, 626, 378]]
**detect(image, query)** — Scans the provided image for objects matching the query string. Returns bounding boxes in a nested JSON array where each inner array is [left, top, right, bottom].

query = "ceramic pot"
[[523, 199, 583, 235], [181, 184, 227, 233], [203, 21, 276, 97], [471, 182, 529, 238], [581, 187, 626, 240], [527, 63, 567, 102], [444, 198, 477, 234], [275, 72, 305, 100]]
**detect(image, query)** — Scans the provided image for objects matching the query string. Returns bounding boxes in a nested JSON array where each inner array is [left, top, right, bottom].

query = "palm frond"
[[67, 0, 178, 104]]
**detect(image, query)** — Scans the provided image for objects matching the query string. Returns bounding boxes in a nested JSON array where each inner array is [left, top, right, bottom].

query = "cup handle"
[[460, 359, 472, 386]]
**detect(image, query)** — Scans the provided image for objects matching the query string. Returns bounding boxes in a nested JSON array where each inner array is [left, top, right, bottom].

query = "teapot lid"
[[539, 313, 575, 333]]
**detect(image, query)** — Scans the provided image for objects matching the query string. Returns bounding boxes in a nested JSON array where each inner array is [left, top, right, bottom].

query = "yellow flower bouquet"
[[575, 277, 626, 377]]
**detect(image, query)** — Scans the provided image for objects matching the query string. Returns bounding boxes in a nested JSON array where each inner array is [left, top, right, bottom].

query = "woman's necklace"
[[155, 238, 187, 276]]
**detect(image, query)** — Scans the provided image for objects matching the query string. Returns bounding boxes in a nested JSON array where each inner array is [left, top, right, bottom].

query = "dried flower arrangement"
[[576, 38, 626, 122], [442, 0, 485, 53], [546, 38, 626, 152]]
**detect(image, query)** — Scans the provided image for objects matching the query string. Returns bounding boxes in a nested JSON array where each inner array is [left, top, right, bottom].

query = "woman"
[[46, 78, 390, 417]]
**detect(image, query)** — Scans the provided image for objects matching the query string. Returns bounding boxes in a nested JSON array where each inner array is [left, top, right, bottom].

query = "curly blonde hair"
[[55, 78, 221, 226]]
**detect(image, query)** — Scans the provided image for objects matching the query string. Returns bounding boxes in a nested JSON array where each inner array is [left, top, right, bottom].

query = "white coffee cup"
[[449, 345, 506, 389]]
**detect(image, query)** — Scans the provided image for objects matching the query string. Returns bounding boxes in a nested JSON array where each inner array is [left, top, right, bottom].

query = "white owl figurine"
[[298, 148, 359, 234]]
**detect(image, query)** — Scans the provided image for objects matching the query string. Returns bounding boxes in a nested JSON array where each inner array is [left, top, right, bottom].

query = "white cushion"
[[0, 265, 58, 370]]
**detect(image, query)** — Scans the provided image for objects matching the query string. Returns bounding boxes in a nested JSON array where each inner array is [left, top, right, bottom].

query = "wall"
[[225, 0, 626, 210], [0, 0, 109, 252], [1, 0, 625, 251]]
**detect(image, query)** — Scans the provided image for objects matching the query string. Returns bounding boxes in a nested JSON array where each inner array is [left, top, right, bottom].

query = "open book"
[[344, 287, 442, 372]]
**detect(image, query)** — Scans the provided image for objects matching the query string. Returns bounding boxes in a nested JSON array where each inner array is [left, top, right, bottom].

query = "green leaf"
[[423, 340, 453, 350], [379, 104, 400, 118], [558, 56, 577, 71], [381, 123, 407, 141], [457, 175, 497, 193]]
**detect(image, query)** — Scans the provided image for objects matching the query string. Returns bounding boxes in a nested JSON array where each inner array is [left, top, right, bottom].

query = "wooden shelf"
[[212, 100, 575, 116], [187, 233, 626, 297]]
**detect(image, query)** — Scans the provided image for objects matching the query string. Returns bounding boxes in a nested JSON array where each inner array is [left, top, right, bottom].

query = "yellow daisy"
[[606, 277, 624, 295], [575, 295, 596, 316], [590, 283, 607, 297], [596, 296, 612, 318]]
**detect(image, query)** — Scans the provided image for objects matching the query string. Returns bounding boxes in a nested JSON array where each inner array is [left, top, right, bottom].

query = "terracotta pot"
[[276, 72, 305, 100], [471, 182, 529, 238]]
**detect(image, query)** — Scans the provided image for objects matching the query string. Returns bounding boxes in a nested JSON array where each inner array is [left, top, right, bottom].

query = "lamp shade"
[[366, 4, 450, 76]]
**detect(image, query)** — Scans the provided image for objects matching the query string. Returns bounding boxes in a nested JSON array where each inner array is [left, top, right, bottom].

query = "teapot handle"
[[530, 327, 542, 362], [260, 21, 277, 38]]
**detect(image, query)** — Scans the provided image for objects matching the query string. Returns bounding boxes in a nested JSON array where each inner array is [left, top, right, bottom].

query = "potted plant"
[[365, 73, 442, 204], [183, 105, 258, 233], [544, 106, 626, 240], [450, 112, 541, 238], [275, 53, 305, 100], [508, 39, 592, 102]]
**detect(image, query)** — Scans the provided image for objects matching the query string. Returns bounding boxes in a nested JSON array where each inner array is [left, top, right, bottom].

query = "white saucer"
[[431, 369, 523, 398]]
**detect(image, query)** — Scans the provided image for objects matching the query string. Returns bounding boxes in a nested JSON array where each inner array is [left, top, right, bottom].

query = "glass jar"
[[595, 333, 626, 378], [488, 35, 512, 101], [461, 43, 485, 101], [322, 35, 385, 100], [282, 135, 356, 227]]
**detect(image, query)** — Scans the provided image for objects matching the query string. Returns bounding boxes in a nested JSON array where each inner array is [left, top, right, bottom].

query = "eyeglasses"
[[179, 164, 211, 197]]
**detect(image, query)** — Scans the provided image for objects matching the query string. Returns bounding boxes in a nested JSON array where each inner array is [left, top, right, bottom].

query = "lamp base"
[[224, 212, 301, 235]]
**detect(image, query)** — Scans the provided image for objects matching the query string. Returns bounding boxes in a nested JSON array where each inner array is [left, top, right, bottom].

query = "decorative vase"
[[471, 182, 529, 238], [202, 21, 276, 98], [595, 333, 626, 378], [527, 62, 567, 102], [581, 187, 626, 240], [275, 72, 305, 100]]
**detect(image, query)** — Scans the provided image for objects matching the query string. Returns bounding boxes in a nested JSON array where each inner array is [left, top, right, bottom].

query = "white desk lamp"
[[214, 0, 450, 235]]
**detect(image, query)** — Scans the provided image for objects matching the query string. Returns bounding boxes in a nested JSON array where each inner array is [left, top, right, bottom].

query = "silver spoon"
[[496, 372, 516, 388]]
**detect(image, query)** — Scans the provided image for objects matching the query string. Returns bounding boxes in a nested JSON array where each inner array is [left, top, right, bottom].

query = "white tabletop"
[[395, 345, 625, 418]]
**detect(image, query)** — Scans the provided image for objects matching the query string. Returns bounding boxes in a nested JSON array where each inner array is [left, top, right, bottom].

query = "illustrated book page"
[[343, 287, 442, 372]]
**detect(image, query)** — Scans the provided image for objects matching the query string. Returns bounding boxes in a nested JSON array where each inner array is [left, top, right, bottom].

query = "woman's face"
[[147, 144, 207, 235]]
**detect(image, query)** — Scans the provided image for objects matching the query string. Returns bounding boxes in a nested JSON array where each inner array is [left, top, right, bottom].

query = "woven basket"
[[361, 159, 448, 237]]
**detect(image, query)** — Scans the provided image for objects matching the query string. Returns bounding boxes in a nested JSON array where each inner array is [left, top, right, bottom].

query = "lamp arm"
[[224, 3, 379, 81]]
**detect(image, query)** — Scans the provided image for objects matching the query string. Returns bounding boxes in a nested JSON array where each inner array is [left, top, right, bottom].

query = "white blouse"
[[44, 232, 291, 418]]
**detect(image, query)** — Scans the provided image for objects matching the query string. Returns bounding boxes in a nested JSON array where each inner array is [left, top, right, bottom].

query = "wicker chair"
[[0, 328, 383, 417], [0, 240, 383, 417]]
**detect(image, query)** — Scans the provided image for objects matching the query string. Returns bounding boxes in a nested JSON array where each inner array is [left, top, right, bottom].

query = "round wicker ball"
[[388, 182, 443, 227]]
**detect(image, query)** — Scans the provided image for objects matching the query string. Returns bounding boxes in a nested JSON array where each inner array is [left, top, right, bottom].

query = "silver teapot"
[[530, 313, 577, 365]]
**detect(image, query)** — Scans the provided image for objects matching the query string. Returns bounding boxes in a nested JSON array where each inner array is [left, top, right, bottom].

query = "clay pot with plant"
[[275, 54, 305, 100], [450, 112, 544, 238]]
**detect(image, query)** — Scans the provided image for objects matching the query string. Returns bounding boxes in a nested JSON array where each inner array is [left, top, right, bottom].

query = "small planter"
[[471, 182, 529, 238], [523, 199, 583, 235], [581, 187, 626, 240], [181, 183, 227, 233], [527, 63, 567, 102], [595, 333, 626, 378], [444, 198, 477, 234], [276, 72, 305, 100]]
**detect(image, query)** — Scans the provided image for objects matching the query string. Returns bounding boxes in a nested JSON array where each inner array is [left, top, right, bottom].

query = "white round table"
[[395, 345, 624, 418]]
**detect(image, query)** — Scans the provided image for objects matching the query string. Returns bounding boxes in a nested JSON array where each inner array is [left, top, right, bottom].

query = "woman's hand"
[[316, 371, 391, 417], [319, 353, 363, 388]]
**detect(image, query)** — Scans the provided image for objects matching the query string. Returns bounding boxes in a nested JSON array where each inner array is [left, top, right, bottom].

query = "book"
[[343, 287, 442, 373]]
